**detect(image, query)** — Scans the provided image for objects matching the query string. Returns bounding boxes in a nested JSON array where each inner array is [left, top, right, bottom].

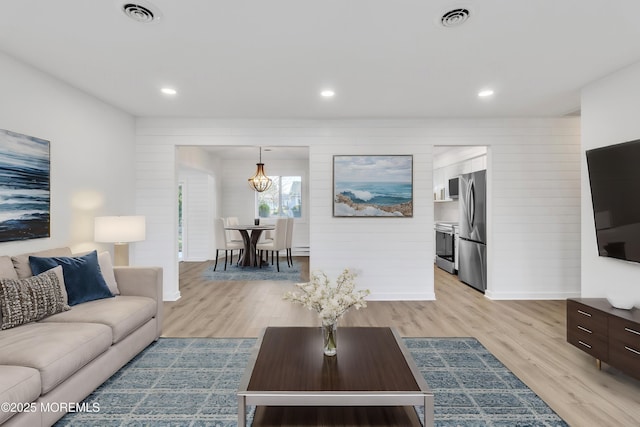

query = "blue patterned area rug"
[[55, 337, 567, 427], [203, 260, 301, 282]]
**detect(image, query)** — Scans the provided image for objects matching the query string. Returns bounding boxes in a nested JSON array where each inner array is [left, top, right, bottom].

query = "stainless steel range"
[[435, 221, 458, 274]]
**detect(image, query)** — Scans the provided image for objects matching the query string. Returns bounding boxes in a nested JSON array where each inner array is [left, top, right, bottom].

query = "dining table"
[[224, 224, 275, 267]]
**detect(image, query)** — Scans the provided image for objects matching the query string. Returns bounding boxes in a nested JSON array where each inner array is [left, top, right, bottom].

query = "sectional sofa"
[[0, 247, 163, 426]]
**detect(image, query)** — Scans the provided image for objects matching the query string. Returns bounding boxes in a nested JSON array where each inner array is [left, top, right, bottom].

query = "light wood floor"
[[164, 257, 640, 426]]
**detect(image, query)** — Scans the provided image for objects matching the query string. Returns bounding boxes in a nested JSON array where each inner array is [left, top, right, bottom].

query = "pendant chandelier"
[[248, 147, 273, 192]]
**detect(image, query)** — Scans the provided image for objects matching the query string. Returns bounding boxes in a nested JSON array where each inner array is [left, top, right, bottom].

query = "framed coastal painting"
[[0, 129, 51, 242], [333, 155, 413, 217]]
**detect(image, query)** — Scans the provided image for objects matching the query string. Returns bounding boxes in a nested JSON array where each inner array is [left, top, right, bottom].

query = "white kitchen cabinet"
[[434, 153, 486, 201], [471, 155, 487, 172]]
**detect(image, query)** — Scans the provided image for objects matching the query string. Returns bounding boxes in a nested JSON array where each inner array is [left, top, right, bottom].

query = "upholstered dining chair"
[[225, 216, 243, 243], [285, 217, 294, 267], [256, 217, 287, 271], [214, 218, 243, 271], [256, 218, 275, 244]]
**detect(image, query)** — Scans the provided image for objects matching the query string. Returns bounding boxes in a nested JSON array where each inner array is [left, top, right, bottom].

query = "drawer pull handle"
[[624, 327, 640, 336], [577, 310, 592, 317], [625, 346, 640, 356], [579, 340, 592, 349], [578, 325, 592, 334]]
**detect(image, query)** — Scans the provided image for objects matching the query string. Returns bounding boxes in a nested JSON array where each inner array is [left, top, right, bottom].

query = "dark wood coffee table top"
[[247, 327, 420, 392], [238, 326, 433, 427]]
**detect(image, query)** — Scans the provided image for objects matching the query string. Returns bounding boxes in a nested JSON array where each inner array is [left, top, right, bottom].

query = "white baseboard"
[[484, 290, 581, 300], [367, 292, 435, 301]]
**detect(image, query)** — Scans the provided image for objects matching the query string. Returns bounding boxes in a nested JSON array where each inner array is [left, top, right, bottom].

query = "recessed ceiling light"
[[478, 89, 494, 98], [321, 90, 335, 98], [161, 87, 177, 96]]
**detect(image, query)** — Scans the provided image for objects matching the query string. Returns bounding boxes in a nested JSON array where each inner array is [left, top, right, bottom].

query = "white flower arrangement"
[[284, 268, 370, 326]]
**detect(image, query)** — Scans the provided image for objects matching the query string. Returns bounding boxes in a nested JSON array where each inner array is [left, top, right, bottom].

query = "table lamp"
[[94, 216, 146, 266]]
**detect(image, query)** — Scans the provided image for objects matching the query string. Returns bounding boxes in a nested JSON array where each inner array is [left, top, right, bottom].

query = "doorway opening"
[[176, 145, 310, 284], [433, 146, 489, 294]]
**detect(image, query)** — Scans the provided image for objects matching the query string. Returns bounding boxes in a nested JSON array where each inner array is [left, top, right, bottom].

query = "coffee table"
[[237, 327, 433, 427]]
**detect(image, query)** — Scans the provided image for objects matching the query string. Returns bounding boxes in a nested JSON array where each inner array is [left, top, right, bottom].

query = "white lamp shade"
[[95, 216, 146, 243]]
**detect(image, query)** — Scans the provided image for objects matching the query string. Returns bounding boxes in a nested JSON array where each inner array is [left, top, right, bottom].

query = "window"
[[256, 176, 302, 218]]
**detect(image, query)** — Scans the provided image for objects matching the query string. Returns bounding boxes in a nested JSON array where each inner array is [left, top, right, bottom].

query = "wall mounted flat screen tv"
[[586, 138, 640, 263]]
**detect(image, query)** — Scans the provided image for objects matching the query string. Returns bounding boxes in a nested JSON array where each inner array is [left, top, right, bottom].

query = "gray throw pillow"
[[0, 267, 71, 330]]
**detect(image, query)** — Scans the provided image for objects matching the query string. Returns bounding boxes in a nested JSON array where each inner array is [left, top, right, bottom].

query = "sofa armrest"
[[113, 266, 163, 338], [114, 267, 162, 299]]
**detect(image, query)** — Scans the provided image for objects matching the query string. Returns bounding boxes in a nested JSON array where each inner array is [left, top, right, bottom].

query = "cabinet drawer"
[[608, 316, 640, 347], [609, 340, 640, 381], [567, 300, 608, 336], [567, 330, 608, 361]]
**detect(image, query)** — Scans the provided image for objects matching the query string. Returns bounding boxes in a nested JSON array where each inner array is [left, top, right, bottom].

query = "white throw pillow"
[[97, 251, 120, 295]]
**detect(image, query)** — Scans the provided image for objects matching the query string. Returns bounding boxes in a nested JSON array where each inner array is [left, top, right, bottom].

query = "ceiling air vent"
[[440, 8, 471, 28], [122, 3, 159, 23]]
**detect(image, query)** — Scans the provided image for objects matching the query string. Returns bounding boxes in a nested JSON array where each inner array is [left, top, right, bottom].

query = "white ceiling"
[[2, 0, 640, 119]]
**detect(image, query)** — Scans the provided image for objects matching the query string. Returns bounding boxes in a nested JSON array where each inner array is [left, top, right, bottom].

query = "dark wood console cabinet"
[[567, 298, 640, 380]]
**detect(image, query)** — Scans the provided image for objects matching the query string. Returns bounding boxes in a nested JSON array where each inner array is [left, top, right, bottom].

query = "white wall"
[[581, 60, 640, 306], [135, 117, 581, 301], [489, 124, 581, 299], [178, 147, 221, 262], [0, 51, 136, 257], [179, 170, 216, 261]]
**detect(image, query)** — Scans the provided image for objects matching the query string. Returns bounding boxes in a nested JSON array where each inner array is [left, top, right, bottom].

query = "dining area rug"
[[203, 260, 301, 282], [55, 337, 567, 426]]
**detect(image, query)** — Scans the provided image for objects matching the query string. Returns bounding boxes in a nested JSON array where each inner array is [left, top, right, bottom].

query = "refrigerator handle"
[[469, 181, 476, 228]]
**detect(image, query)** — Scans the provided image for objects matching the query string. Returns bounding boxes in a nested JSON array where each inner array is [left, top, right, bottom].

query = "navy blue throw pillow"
[[29, 250, 114, 306]]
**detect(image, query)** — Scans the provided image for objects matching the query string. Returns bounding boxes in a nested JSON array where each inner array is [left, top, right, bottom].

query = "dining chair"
[[224, 216, 245, 262], [225, 216, 243, 243], [257, 218, 275, 244], [285, 217, 294, 267], [214, 218, 243, 271], [256, 217, 287, 271]]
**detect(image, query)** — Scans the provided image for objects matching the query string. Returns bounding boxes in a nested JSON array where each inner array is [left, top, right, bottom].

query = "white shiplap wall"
[[134, 118, 580, 301], [179, 169, 215, 262], [489, 129, 581, 299]]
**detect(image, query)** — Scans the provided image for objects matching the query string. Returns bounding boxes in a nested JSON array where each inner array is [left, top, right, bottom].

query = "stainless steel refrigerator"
[[458, 170, 487, 292]]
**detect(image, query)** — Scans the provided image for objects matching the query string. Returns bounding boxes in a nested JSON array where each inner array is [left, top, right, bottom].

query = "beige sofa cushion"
[[11, 247, 72, 279], [0, 322, 111, 394], [0, 256, 19, 328], [39, 295, 156, 344], [0, 365, 41, 424], [0, 256, 18, 280]]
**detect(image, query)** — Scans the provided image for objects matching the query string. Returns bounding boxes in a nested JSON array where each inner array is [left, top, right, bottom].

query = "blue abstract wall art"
[[0, 129, 50, 242]]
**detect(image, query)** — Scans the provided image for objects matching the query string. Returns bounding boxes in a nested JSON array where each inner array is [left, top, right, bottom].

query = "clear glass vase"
[[323, 321, 337, 357]]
